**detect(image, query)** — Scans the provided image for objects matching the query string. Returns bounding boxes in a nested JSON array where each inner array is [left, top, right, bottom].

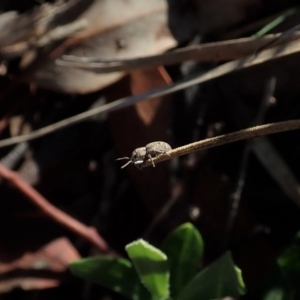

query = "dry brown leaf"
[[108, 67, 172, 214], [28, 0, 261, 93], [29, 0, 177, 94], [0, 237, 80, 293], [0, 1, 88, 50], [1, 0, 262, 94]]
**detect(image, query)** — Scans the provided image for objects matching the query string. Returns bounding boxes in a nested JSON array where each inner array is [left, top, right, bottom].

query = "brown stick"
[[0, 163, 112, 253], [56, 31, 300, 72], [142, 119, 300, 168]]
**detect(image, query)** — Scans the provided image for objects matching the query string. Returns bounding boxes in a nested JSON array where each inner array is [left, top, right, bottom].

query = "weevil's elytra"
[[145, 142, 172, 155], [145, 141, 172, 167]]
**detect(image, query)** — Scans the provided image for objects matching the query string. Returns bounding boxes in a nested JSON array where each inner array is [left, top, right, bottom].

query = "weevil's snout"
[[117, 147, 147, 169], [130, 154, 144, 166]]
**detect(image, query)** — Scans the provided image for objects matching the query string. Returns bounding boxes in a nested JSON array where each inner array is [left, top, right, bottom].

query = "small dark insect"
[[116, 147, 147, 169], [115, 38, 127, 50], [116, 141, 172, 169]]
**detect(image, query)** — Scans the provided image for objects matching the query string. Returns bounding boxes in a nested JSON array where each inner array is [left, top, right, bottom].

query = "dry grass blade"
[[142, 120, 300, 168], [252, 137, 300, 207], [0, 39, 300, 148], [56, 31, 300, 72]]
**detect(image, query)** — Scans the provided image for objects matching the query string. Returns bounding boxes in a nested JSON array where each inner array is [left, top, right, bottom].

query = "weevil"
[[117, 141, 171, 169]]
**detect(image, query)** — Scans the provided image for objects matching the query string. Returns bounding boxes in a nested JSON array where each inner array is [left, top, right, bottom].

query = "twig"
[[1, 142, 29, 168], [225, 7, 299, 39], [142, 119, 300, 168], [0, 163, 113, 253], [56, 31, 300, 73], [0, 40, 300, 149], [0, 143, 29, 185], [254, 24, 300, 56]]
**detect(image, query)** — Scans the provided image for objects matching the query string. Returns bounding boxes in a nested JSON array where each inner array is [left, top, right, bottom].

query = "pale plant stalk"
[[142, 119, 300, 168]]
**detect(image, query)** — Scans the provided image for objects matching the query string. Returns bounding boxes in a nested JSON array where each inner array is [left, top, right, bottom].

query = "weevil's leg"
[[148, 154, 155, 167], [121, 160, 132, 169], [166, 152, 171, 156], [116, 157, 130, 161]]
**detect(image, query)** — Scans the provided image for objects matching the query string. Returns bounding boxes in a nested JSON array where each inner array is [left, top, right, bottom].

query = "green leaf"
[[69, 256, 150, 300], [278, 245, 300, 275], [178, 252, 246, 300], [252, 7, 299, 38], [261, 262, 295, 300], [277, 235, 300, 289], [263, 286, 295, 300], [161, 222, 204, 297], [126, 239, 170, 300]]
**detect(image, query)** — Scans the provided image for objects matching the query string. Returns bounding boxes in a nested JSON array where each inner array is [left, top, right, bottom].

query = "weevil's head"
[[117, 147, 146, 169], [130, 147, 146, 167]]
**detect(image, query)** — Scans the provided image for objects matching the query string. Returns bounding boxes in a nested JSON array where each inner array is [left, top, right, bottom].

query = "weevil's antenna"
[[116, 157, 132, 168], [120, 160, 132, 169]]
